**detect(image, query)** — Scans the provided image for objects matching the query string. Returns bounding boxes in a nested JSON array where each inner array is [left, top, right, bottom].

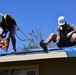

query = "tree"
[[17, 28, 43, 50], [17, 28, 56, 50]]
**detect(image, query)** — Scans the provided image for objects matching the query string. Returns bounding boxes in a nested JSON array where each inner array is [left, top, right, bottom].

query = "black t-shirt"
[[0, 14, 17, 31]]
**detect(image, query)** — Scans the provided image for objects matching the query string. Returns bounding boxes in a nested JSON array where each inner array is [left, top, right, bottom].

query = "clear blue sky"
[[0, 0, 76, 54]]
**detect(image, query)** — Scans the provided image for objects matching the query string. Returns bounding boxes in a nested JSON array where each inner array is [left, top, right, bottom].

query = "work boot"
[[40, 39, 48, 52]]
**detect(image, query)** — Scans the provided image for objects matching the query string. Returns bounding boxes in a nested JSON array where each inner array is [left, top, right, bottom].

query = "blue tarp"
[[0, 46, 76, 55], [63, 47, 76, 52]]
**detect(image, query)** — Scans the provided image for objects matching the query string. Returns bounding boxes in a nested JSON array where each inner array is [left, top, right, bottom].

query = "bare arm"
[[67, 29, 76, 38]]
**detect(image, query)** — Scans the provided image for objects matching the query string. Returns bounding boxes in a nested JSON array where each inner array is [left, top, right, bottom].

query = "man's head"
[[0, 13, 3, 23], [58, 16, 66, 26]]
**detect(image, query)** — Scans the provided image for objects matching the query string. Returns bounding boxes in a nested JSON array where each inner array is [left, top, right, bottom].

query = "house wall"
[[39, 57, 76, 75], [0, 57, 76, 75]]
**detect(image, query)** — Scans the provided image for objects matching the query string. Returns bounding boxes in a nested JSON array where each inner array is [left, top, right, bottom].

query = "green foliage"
[[17, 28, 56, 50], [18, 28, 43, 50]]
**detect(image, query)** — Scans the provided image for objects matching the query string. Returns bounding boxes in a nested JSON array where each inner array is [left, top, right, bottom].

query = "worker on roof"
[[0, 13, 17, 52], [40, 16, 76, 50]]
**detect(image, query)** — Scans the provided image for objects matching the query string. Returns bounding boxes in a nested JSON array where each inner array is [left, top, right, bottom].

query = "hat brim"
[[58, 22, 65, 26]]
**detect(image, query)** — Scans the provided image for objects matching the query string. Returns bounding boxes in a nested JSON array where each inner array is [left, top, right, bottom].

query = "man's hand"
[[70, 33, 76, 42], [56, 41, 59, 44], [67, 32, 72, 38], [67, 29, 76, 38], [56, 35, 60, 44]]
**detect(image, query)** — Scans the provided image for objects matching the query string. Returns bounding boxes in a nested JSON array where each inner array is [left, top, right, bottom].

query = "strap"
[[4, 14, 8, 25], [67, 25, 70, 30]]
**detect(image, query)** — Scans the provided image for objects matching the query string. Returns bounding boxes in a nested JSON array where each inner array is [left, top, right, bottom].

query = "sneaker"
[[40, 40, 48, 52], [12, 49, 16, 53]]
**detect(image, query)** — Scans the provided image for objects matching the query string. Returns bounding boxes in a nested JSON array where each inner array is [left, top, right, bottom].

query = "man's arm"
[[67, 29, 76, 38]]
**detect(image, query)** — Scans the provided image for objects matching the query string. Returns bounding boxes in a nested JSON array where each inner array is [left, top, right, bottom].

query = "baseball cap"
[[58, 16, 66, 26]]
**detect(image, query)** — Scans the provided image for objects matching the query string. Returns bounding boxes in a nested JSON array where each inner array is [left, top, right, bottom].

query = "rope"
[[16, 26, 30, 41]]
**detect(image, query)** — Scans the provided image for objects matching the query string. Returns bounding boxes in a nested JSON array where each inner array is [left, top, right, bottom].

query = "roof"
[[0, 47, 76, 63]]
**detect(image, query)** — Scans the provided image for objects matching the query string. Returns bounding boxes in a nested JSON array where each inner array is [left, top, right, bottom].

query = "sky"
[[0, 0, 76, 54]]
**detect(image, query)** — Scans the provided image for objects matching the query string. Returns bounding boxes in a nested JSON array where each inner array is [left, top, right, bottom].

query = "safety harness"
[[4, 14, 8, 25]]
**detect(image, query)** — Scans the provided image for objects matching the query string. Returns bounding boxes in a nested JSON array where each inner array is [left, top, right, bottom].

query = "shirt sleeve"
[[69, 24, 76, 29]]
